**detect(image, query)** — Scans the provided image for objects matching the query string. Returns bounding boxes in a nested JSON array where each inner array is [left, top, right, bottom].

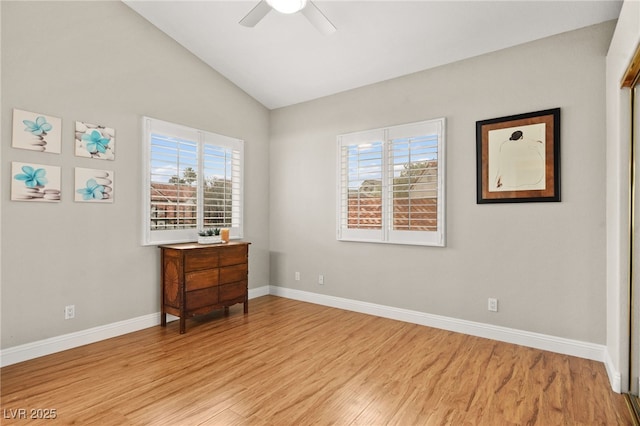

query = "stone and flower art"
[[74, 167, 114, 203], [11, 162, 61, 202], [75, 121, 115, 160], [12, 109, 62, 153]]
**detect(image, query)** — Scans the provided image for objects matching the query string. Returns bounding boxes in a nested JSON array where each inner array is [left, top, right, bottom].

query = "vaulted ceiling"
[[124, 1, 623, 110]]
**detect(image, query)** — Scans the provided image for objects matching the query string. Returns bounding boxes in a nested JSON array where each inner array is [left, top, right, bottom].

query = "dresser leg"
[[161, 311, 167, 327], [179, 317, 186, 334]]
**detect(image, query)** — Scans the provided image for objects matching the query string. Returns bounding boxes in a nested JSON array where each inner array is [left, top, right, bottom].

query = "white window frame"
[[141, 116, 244, 246], [337, 118, 446, 247]]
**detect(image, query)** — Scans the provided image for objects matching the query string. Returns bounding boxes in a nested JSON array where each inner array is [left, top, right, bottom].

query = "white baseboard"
[[0, 313, 160, 368], [268, 286, 608, 363], [249, 285, 270, 299], [1, 283, 614, 390], [0, 285, 271, 367], [603, 348, 622, 393]]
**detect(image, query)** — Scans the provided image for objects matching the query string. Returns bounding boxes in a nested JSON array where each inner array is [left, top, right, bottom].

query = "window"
[[337, 118, 445, 246], [142, 117, 244, 245]]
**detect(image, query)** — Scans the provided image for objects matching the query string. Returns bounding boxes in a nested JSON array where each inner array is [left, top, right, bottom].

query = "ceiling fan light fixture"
[[266, 0, 308, 14]]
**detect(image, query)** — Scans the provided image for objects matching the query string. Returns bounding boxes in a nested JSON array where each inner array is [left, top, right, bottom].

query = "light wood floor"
[[1, 295, 632, 425]]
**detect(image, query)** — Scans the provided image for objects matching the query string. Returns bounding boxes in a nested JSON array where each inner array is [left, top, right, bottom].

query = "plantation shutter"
[[337, 129, 385, 242], [337, 118, 445, 247], [149, 124, 199, 233], [142, 117, 244, 245], [387, 119, 444, 246], [201, 132, 243, 239], [390, 134, 438, 230]]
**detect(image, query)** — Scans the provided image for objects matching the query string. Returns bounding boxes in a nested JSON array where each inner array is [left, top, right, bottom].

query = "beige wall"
[[270, 21, 615, 344], [1, 1, 270, 348], [0, 0, 620, 374]]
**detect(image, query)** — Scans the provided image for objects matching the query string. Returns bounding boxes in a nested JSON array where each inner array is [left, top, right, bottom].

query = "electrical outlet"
[[65, 305, 75, 320], [488, 298, 498, 312], [318, 275, 324, 285], [295, 271, 300, 281]]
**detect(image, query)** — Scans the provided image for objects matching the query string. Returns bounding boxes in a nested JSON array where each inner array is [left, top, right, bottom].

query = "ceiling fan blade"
[[239, 0, 272, 27], [301, 1, 336, 35]]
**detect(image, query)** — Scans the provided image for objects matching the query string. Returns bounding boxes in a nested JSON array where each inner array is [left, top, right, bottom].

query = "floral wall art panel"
[[74, 167, 114, 203], [75, 121, 115, 160], [12, 109, 62, 153], [11, 162, 61, 202]]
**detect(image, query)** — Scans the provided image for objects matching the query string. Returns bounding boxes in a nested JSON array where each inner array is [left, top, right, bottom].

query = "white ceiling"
[[124, 0, 623, 110]]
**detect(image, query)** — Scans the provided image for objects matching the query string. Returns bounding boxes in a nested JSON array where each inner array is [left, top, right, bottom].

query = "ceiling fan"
[[239, 0, 336, 35]]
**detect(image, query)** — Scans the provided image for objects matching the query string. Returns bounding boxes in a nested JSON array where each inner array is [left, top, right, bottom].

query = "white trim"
[[249, 285, 270, 299], [604, 347, 622, 393], [0, 313, 160, 368], [269, 285, 607, 363], [0, 285, 271, 367], [0, 285, 609, 381]]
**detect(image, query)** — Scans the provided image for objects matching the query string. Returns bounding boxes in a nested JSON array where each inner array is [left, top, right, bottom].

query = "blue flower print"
[[23, 116, 53, 136], [76, 179, 105, 200], [14, 165, 48, 188], [82, 130, 111, 155]]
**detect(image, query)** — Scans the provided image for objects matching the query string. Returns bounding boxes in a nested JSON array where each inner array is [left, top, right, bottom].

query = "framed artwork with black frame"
[[476, 108, 560, 204]]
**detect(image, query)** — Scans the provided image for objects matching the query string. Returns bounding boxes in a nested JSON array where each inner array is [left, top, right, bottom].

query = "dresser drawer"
[[219, 281, 247, 301], [218, 245, 248, 267], [184, 249, 219, 272], [220, 264, 248, 284], [185, 269, 219, 291], [186, 287, 218, 309]]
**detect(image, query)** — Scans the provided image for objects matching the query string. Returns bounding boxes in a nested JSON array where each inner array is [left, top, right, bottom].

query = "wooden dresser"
[[159, 241, 250, 333]]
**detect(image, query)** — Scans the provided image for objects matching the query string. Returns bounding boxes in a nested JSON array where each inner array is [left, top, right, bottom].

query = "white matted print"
[[75, 121, 115, 160], [12, 109, 62, 153], [75, 168, 114, 203], [11, 162, 61, 202]]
